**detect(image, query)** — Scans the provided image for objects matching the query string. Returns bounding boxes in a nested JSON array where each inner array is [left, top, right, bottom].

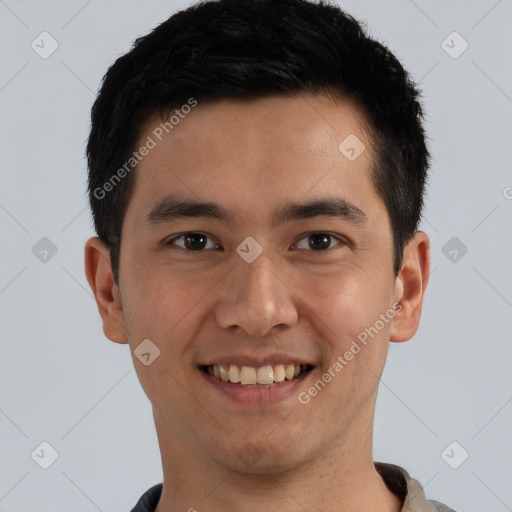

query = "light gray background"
[[1, 0, 511, 510]]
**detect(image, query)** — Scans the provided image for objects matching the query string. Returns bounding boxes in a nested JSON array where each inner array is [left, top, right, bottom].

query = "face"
[[91, 94, 424, 473]]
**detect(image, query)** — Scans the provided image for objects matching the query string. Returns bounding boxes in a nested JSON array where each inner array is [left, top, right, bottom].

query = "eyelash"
[[165, 232, 346, 252]]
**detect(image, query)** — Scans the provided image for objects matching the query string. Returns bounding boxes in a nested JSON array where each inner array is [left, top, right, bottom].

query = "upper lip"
[[200, 354, 315, 367]]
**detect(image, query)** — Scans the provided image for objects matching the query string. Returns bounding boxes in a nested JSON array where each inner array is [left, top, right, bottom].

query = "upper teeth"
[[207, 364, 304, 385]]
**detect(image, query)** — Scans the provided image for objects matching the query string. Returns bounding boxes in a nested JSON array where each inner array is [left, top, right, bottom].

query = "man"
[[84, 0, 456, 510]]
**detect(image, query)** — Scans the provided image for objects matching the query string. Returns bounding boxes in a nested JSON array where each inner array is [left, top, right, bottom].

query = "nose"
[[214, 254, 299, 337]]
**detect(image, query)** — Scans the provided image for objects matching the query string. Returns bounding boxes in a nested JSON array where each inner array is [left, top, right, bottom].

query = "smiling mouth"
[[200, 364, 314, 386]]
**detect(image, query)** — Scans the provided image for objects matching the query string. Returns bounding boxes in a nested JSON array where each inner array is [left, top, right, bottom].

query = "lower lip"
[[199, 369, 312, 405]]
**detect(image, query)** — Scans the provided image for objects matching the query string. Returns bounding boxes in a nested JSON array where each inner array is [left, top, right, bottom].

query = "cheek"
[[299, 271, 393, 417], [120, 269, 210, 408], [122, 259, 212, 338], [119, 266, 211, 400], [301, 266, 389, 350]]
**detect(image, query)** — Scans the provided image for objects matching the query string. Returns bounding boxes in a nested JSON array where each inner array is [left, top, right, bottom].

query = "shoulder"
[[129, 483, 163, 512], [375, 462, 457, 511]]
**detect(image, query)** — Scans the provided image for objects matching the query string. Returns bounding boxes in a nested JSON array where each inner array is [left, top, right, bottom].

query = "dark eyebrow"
[[144, 196, 367, 229], [269, 198, 367, 228], [145, 197, 233, 226]]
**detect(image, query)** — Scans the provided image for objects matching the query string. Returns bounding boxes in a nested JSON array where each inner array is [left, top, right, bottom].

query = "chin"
[[220, 441, 307, 476]]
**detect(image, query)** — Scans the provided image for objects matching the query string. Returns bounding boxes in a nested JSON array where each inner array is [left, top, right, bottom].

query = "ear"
[[84, 237, 128, 344], [389, 231, 431, 343]]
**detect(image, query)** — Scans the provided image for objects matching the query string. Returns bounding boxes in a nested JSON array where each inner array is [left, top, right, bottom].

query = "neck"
[[152, 406, 402, 512]]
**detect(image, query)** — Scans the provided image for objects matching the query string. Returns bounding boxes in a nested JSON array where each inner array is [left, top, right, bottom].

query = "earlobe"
[[389, 231, 431, 343], [84, 237, 128, 344]]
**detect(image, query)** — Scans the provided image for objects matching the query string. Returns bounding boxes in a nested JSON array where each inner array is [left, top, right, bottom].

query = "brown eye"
[[168, 232, 218, 251], [184, 233, 207, 250], [308, 233, 331, 250], [295, 233, 343, 251]]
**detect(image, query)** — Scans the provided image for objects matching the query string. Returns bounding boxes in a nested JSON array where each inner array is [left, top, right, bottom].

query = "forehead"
[[141, 94, 370, 163], [125, 94, 384, 231]]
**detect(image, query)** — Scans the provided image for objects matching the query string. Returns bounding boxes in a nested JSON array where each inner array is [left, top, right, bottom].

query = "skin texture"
[[85, 94, 430, 512]]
